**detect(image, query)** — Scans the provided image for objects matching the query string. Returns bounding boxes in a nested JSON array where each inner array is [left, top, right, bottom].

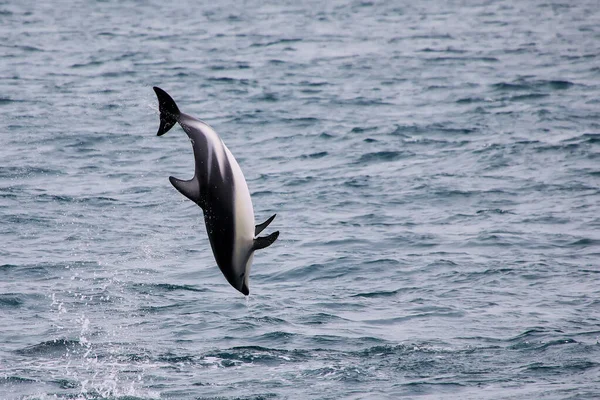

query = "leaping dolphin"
[[153, 87, 279, 295]]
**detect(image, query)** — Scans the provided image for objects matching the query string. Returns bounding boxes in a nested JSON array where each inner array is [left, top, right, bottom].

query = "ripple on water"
[[15, 338, 84, 357], [356, 150, 413, 164]]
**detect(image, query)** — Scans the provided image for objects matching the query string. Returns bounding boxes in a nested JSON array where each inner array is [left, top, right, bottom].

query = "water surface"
[[1, 0, 600, 399]]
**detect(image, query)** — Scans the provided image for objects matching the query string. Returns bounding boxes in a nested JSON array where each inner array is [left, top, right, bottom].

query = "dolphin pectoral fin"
[[169, 176, 201, 204], [253, 231, 279, 251], [153, 87, 180, 136], [255, 214, 276, 236]]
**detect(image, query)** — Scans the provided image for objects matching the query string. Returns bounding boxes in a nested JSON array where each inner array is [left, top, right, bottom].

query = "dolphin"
[[153, 86, 279, 295]]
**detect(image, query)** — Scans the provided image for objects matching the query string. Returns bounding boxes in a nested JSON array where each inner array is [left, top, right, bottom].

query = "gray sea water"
[[1, 0, 600, 399]]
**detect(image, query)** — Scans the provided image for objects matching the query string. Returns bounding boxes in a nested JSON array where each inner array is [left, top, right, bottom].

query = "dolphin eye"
[[239, 272, 245, 279]]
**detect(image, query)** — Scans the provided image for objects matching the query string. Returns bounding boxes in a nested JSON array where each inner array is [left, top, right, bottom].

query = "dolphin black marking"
[[153, 86, 279, 295]]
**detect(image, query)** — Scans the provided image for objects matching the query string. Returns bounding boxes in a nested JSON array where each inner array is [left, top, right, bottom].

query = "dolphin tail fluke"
[[153, 86, 180, 136], [255, 214, 276, 236], [253, 231, 279, 251]]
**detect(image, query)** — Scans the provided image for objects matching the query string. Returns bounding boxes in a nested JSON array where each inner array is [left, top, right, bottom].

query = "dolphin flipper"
[[154, 86, 180, 136], [169, 176, 202, 206], [255, 214, 276, 236], [253, 231, 279, 250]]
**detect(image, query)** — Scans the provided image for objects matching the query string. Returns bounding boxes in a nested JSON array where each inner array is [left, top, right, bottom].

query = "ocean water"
[[1, 0, 600, 398]]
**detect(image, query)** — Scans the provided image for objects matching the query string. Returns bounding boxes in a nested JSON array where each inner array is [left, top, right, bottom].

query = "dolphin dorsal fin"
[[253, 231, 279, 251], [169, 176, 202, 206], [255, 214, 276, 236]]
